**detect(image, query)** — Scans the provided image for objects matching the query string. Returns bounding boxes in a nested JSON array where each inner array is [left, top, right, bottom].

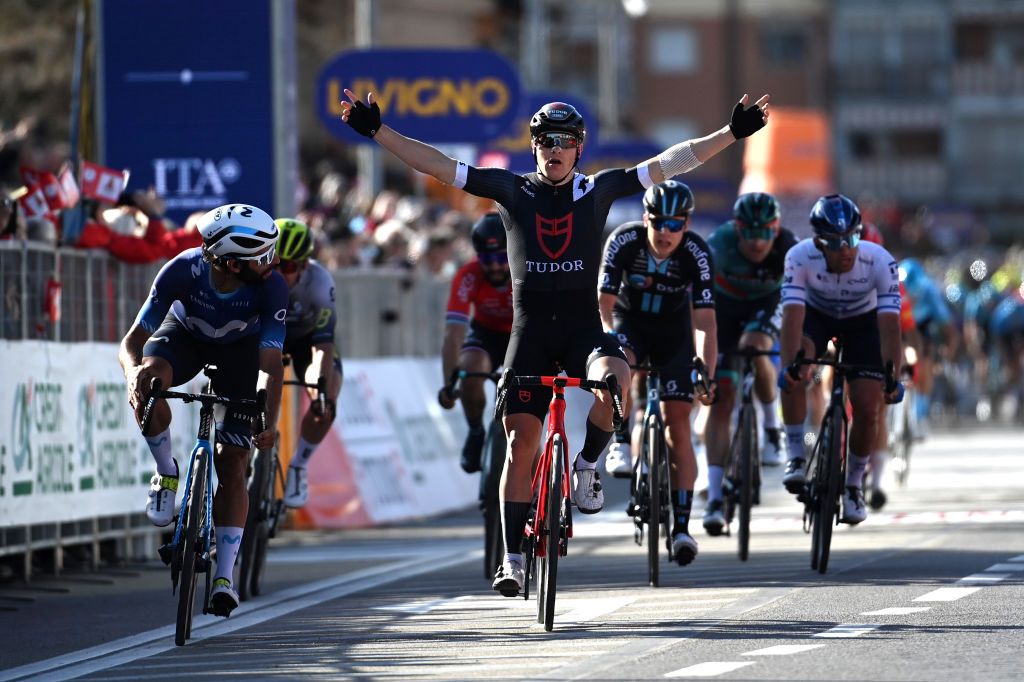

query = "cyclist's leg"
[[745, 302, 785, 461], [707, 301, 744, 507], [457, 322, 503, 472], [780, 309, 823, 491], [605, 329, 638, 476], [138, 316, 204, 526], [841, 313, 885, 524]]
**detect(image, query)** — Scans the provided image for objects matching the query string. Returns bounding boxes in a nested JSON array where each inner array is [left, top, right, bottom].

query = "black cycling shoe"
[[460, 425, 486, 473], [869, 488, 887, 511]]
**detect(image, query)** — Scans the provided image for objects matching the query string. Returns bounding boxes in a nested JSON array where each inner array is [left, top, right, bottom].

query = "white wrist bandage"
[[657, 141, 702, 178]]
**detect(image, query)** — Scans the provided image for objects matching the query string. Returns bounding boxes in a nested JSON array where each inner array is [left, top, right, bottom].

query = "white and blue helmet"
[[198, 204, 278, 260]]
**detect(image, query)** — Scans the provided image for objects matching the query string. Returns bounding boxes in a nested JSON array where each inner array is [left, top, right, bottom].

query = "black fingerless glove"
[[346, 99, 382, 138], [728, 99, 765, 139]]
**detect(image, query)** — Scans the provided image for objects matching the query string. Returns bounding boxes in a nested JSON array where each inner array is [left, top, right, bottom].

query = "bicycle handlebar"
[[493, 370, 625, 429], [140, 377, 268, 435], [443, 368, 502, 401], [784, 348, 900, 397]]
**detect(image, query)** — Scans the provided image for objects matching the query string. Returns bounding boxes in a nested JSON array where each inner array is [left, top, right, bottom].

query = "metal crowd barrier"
[[0, 241, 450, 578]]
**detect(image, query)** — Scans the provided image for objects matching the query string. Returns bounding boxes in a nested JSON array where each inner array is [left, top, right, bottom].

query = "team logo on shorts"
[[536, 213, 573, 260], [518, 389, 532, 403]]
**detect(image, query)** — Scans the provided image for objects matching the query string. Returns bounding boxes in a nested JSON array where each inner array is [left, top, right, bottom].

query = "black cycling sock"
[[673, 490, 693, 535], [466, 416, 483, 431], [502, 501, 532, 556], [578, 418, 613, 464]]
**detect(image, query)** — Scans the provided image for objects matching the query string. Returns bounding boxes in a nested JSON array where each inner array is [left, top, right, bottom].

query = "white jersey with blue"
[[782, 239, 901, 319], [135, 247, 288, 349]]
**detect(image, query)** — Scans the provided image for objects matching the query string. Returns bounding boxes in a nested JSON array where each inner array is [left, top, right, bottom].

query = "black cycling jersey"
[[599, 221, 716, 317], [455, 164, 650, 313]]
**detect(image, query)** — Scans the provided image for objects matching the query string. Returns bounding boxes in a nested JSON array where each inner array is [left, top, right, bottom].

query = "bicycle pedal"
[[157, 543, 174, 566]]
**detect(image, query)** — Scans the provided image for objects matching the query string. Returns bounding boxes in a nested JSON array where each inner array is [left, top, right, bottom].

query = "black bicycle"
[[785, 346, 896, 573], [238, 373, 327, 602], [721, 348, 778, 562], [141, 366, 266, 646], [443, 369, 506, 580]]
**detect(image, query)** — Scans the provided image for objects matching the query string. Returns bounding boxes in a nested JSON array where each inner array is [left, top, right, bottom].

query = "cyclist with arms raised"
[[340, 86, 770, 596], [599, 181, 717, 565], [778, 194, 903, 525], [702, 192, 796, 535], [119, 204, 286, 616], [438, 213, 514, 472], [274, 218, 344, 508]]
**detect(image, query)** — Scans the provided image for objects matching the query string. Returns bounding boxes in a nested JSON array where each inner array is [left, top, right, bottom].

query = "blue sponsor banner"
[[318, 49, 521, 144], [480, 91, 598, 173], [100, 0, 276, 223]]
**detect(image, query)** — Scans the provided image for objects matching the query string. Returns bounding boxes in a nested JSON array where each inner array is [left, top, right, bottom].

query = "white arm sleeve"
[[657, 141, 702, 178]]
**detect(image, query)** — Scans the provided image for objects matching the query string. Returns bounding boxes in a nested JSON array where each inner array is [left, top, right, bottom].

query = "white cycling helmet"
[[197, 203, 278, 262]]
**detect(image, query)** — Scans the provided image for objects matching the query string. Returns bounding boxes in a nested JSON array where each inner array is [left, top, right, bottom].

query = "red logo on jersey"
[[536, 213, 573, 260]]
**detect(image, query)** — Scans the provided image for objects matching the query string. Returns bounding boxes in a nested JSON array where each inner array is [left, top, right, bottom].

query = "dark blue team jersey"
[[135, 247, 288, 349]]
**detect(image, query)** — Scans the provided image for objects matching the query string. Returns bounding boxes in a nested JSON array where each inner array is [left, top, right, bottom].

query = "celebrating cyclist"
[[778, 194, 903, 525], [340, 86, 769, 596], [119, 204, 286, 616], [599, 180, 717, 566], [438, 213, 514, 472], [274, 218, 344, 508], [702, 192, 797, 535]]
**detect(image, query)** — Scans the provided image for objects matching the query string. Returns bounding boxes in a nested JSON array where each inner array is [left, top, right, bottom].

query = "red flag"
[[37, 172, 69, 212], [19, 166, 43, 188], [16, 185, 51, 220], [80, 160, 128, 203], [58, 166, 81, 207]]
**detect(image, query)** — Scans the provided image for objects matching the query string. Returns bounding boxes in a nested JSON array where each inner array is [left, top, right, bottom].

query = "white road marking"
[[0, 552, 480, 682], [958, 573, 1009, 584], [861, 607, 931, 616], [1008, 554, 1024, 562], [813, 623, 880, 638], [553, 596, 638, 627], [914, 587, 981, 602], [742, 644, 825, 656], [664, 661, 756, 677], [986, 563, 1024, 572]]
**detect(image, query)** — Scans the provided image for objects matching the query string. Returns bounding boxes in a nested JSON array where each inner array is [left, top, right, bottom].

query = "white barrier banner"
[[0, 341, 203, 527]]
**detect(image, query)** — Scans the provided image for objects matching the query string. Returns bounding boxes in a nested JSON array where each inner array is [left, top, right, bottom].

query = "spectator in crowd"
[[1, 193, 25, 240], [414, 228, 457, 279]]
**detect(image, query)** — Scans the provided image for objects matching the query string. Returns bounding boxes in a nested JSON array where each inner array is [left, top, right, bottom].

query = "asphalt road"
[[1, 428, 1022, 681]]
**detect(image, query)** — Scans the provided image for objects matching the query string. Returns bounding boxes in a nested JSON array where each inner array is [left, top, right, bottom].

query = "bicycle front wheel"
[[175, 448, 208, 646], [482, 422, 507, 580], [644, 415, 662, 587], [814, 405, 844, 574], [249, 445, 277, 597], [539, 433, 564, 632], [737, 403, 755, 562]]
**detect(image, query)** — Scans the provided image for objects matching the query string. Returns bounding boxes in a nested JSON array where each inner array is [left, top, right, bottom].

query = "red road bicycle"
[[494, 370, 623, 631]]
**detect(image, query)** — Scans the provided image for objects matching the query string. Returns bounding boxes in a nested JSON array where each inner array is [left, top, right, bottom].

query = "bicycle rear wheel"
[[175, 448, 208, 646], [644, 415, 662, 587], [737, 403, 755, 562], [539, 434, 564, 632], [813, 405, 844, 574], [249, 446, 277, 597], [239, 446, 270, 601]]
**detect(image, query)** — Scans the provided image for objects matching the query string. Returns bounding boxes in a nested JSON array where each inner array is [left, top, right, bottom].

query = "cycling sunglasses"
[[275, 258, 307, 274], [245, 245, 277, 267], [478, 251, 508, 266], [649, 214, 689, 233], [740, 227, 775, 241], [535, 132, 581, 149], [815, 233, 861, 251]]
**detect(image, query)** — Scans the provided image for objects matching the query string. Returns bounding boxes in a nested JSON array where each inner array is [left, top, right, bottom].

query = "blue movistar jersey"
[[990, 293, 1024, 337], [135, 247, 288, 349], [902, 268, 952, 326], [963, 282, 999, 329]]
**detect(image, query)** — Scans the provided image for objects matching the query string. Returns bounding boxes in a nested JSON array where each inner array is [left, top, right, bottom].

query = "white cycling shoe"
[[572, 463, 604, 514], [841, 486, 868, 525], [146, 472, 178, 527], [671, 532, 699, 566], [492, 558, 525, 597], [604, 442, 632, 478], [210, 578, 240, 617], [284, 466, 309, 508], [761, 427, 786, 467]]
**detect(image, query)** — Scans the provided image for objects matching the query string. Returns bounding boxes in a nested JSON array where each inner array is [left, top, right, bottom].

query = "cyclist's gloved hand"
[[254, 428, 275, 451], [885, 381, 906, 405], [345, 98, 382, 138], [438, 386, 457, 410], [728, 96, 766, 139], [778, 366, 802, 392]]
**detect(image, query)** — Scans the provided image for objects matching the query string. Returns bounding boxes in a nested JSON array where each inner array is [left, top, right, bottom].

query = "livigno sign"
[[318, 48, 522, 144]]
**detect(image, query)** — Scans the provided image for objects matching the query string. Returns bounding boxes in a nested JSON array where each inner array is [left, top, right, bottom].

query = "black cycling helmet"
[[471, 213, 506, 253], [529, 102, 586, 140], [809, 193, 862, 237], [733, 192, 781, 228], [643, 180, 695, 217]]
